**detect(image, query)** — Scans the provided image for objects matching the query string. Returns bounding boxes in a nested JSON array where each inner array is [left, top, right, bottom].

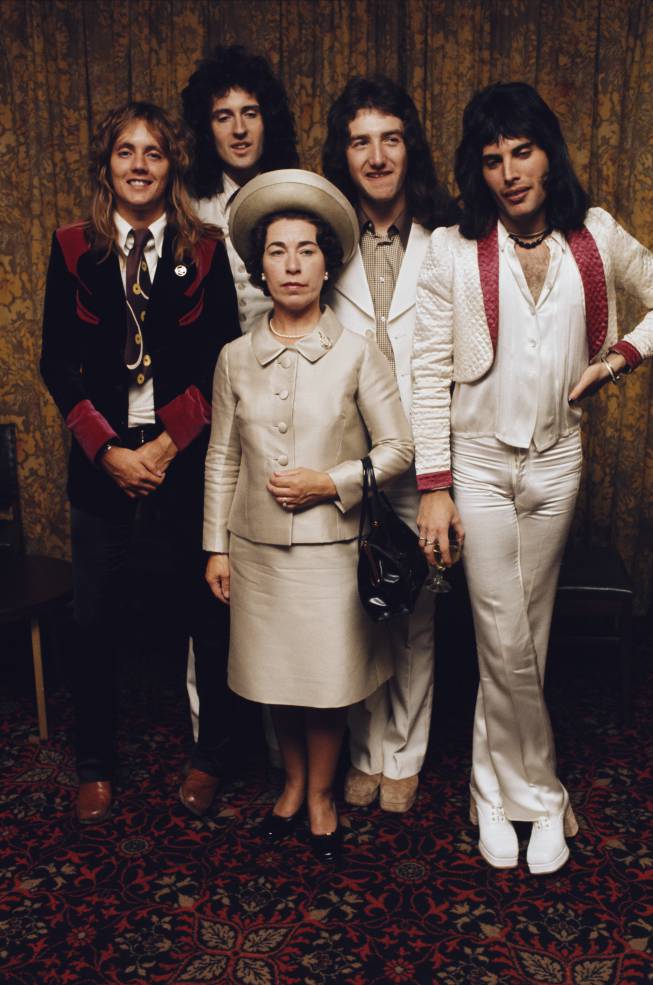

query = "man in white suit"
[[323, 75, 459, 812], [413, 82, 653, 872]]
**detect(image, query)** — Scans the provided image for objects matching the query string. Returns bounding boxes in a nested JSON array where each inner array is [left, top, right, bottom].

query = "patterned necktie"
[[124, 228, 153, 386]]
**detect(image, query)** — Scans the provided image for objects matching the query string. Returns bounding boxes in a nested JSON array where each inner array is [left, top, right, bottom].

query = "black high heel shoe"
[[309, 824, 343, 863], [255, 806, 304, 843]]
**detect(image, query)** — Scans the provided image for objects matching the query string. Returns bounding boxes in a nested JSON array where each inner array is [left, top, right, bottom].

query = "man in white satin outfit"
[[323, 75, 459, 813], [413, 83, 653, 872]]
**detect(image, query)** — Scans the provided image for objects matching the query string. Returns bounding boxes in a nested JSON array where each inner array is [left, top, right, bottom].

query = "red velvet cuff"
[[65, 399, 117, 462], [157, 385, 211, 451], [609, 340, 642, 371], [416, 470, 453, 491]]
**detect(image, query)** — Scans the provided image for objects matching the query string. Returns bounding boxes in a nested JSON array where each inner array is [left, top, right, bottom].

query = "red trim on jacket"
[[65, 399, 117, 462], [566, 226, 609, 360], [610, 339, 642, 370], [416, 470, 453, 492], [157, 385, 211, 451], [477, 226, 499, 355], [185, 238, 219, 296], [56, 222, 90, 277]]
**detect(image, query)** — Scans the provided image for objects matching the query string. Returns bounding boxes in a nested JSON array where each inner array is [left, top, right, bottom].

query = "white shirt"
[[451, 222, 587, 451], [193, 172, 272, 334], [114, 211, 167, 426]]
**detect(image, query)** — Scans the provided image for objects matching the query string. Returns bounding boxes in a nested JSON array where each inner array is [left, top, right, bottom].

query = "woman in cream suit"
[[203, 170, 413, 861]]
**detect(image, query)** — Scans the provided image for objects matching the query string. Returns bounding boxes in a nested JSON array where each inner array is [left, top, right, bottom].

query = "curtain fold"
[[2, 0, 652, 607]]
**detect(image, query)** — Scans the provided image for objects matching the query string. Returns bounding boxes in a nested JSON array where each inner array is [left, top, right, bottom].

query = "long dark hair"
[[455, 82, 589, 240], [322, 75, 459, 231], [182, 45, 299, 199]]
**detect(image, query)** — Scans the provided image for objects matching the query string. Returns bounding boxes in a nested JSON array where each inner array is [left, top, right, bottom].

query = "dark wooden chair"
[[555, 544, 634, 721], [0, 423, 72, 740]]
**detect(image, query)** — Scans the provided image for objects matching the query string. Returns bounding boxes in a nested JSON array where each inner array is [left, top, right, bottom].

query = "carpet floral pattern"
[[1, 652, 652, 985]]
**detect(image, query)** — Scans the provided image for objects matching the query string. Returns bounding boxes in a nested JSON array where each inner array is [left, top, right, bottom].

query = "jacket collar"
[[476, 220, 608, 359], [251, 305, 344, 366], [333, 221, 430, 321], [388, 222, 431, 321]]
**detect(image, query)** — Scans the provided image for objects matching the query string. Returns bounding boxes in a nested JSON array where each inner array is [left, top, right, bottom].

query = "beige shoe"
[[379, 774, 419, 813], [344, 767, 382, 806]]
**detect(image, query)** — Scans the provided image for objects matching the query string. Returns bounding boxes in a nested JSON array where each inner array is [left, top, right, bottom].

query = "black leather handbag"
[[357, 456, 428, 622]]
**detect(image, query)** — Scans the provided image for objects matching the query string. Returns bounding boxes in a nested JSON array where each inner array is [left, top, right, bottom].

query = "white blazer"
[[329, 222, 431, 417], [412, 207, 653, 489]]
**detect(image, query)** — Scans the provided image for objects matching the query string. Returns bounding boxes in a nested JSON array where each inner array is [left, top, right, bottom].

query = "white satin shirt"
[[451, 223, 588, 451]]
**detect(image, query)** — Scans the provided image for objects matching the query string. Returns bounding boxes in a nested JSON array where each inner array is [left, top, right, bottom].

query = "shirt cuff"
[[416, 470, 453, 492], [65, 399, 117, 463], [157, 385, 211, 451], [608, 340, 642, 371]]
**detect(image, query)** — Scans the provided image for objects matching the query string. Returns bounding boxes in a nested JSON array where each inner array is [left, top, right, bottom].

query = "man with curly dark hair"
[[182, 44, 299, 335], [322, 75, 459, 815], [180, 46, 299, 813]]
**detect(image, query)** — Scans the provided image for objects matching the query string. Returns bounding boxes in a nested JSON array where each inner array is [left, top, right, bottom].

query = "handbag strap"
[[358, 455, 382, 543]]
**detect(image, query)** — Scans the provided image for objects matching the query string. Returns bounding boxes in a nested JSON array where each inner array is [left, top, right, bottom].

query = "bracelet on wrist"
[[600, 353, 626, 387]]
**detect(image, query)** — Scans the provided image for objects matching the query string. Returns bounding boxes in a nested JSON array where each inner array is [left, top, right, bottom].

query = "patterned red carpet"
[[1, 634, 652, 985]]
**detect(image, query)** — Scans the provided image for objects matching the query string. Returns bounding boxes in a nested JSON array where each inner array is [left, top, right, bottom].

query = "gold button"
[[140, 311, 146, 322], [143, 354, 151, 367], [135, 333, 141, 344], [132, 283, 141, 295], [141, 261, 147, 272], [136, 373, 145, 385]]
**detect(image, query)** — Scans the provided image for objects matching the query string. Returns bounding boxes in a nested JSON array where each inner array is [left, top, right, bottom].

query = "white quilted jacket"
[[411, 207, 653, 488]]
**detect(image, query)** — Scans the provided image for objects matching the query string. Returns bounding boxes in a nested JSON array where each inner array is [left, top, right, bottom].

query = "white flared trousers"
[[452, 431, 582, 821]]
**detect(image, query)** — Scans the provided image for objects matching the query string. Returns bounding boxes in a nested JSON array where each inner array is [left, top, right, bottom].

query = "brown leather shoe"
[[344, 767, 382, 806], [380, 774, 419, 813], [179, 768, 219, 817], [76, 781, 112, 824]]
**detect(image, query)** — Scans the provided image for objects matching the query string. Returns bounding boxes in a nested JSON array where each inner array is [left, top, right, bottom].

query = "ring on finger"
[[282, 499, 288, 508], [425, 540, 436, 546]]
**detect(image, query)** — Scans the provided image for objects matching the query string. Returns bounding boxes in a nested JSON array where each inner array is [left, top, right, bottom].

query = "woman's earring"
[[324, 272, 329, 281], [261, 273, 266, 281]]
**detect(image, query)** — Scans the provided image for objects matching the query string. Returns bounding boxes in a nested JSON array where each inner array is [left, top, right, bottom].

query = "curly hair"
[[87, 101, 217, 262], [245, 211, 343, 299], [181, 45, 299, 199], [322, 75, 459, 231], [455, 82, 589, 240]]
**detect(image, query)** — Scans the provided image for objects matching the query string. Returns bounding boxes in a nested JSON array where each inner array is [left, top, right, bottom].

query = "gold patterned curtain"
[[2, 0, 653, 607]]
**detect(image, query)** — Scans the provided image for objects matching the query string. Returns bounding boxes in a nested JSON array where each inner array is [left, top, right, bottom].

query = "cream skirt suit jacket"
[[203, 306, 414, 708]]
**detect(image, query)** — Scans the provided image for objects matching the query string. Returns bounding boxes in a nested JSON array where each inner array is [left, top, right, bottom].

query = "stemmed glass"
[[425, 537, 462, 594]]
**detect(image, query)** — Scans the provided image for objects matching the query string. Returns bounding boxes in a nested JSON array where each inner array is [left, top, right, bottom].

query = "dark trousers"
[[70, 435, 228, 781]]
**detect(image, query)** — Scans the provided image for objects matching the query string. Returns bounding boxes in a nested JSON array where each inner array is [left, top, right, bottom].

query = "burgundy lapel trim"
[[567, 226, 608, 359], [477, 225, 499, 354]]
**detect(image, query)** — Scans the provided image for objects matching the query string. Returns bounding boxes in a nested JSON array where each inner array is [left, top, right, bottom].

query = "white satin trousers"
[[452, 431, 582, 821]]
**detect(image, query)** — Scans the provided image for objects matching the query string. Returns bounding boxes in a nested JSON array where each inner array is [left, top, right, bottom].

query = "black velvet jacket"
[[41, 221, 239, 517]]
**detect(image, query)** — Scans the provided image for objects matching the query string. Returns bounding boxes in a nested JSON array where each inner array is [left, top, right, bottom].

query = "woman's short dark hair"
[[455, 81, 589, 240], [322, 75, 459, 231], [182, 45, 299, 199], [246, 211, 343, 297]]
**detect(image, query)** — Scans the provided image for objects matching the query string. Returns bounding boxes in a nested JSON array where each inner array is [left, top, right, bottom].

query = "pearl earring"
[[324, 272, 329, 281], [261, 273, 266, 281]]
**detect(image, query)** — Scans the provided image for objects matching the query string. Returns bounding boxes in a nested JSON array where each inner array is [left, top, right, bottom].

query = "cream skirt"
[[227, 534, 392, 708]]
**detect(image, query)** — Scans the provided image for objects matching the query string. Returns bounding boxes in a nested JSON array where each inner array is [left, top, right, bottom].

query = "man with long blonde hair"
[[41, 101, 239, 824]]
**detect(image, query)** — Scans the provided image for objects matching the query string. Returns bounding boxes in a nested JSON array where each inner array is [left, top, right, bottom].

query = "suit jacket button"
[[278, 389, 289, 400], [278, 454, 289, 466], [365, 329, 374, 339], [278, 422, 288, 433]]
